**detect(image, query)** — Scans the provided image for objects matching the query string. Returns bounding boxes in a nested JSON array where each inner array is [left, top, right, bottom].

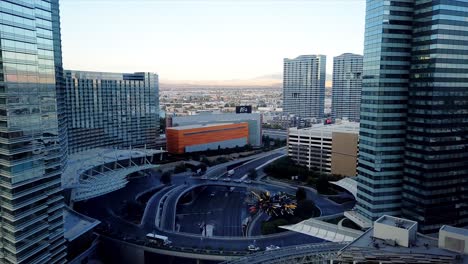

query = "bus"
[[146, 233, 171, 246]]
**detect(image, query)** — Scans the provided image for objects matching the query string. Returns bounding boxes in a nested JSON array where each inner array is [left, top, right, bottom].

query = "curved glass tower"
[[357, 0, 468, 233], [0, 0, 67, 263]]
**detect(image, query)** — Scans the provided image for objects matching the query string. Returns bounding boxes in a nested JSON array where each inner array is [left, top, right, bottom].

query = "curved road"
[[74, 149, 355, 253]]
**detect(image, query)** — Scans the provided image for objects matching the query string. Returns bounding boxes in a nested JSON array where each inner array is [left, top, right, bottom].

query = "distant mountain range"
[[160, 73, 333, 90]]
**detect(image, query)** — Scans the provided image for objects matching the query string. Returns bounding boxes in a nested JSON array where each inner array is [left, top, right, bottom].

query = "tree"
[[174, 163, 187, 173], [201, 156, 211, 166], [296, 187, 307, 202], [316, 176, 330, 194], [261, 222, 277, 235], [263, 135, 271, 148], [159, 117, 166, 133], [295, 200, 318, 219], [248, 169, 257, 180], [200, 163, 207, 173], [160, 171, 173, 184]]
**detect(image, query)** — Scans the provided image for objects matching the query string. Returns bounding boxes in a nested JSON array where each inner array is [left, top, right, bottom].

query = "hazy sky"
[[60, 0, 366, 82]]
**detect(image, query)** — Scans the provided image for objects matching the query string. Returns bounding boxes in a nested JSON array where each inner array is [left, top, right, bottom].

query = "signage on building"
[[236, 105, 252, 114]]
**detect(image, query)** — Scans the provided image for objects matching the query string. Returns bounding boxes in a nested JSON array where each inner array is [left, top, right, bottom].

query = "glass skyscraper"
[[65, 71, 159, 154], [0, 0, 67, 263], [283, 55, 326, 119], [357, 0, 468, 233], [332, 53, 363, 121]]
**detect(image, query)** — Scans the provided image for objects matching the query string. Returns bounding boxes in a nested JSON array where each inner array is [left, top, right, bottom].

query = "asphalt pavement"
[[73, 148, 354, 252]]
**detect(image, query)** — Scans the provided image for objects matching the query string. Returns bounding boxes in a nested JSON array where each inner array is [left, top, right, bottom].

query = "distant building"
[[167, 112, 262, 147], [65, 71, 159, 153], [331, 53, 363, 121], [166, 123, 249, 154], [337, 215, 468, 263], [288, 122, 359, 176], [262, 113, 313, 129], [283, 55, 326, 119]]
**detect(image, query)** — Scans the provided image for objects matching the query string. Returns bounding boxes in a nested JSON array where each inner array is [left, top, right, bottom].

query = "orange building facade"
[[166, 123, 249, 154]]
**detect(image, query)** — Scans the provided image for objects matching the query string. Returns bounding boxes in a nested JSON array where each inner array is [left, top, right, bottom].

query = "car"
[[247, 245, 260, 252], [223, 178, 231, 182], [234, 179, 242, 183], [265, 245, 280, 251], [201, 176, 208, 180], [244, 180, 252, 184], [210, 192, 215, 197]]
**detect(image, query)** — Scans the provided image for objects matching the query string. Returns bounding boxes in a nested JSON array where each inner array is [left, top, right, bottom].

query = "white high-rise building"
[[283, 55, 326, 119], [332, 53, 363, 121]]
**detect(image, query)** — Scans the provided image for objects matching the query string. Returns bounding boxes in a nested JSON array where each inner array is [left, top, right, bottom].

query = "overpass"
[[74, 147, 355, 262], [222, 242, 348, 264]]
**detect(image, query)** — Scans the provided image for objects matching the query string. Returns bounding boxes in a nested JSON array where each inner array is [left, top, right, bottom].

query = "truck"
[[146, 233, 171, 246], [227, 169, 235, 177]]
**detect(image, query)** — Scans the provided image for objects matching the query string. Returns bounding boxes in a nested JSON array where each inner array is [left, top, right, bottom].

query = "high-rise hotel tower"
[[283, 55, 326, 119], [0, 0, 67, 263], [332, 53, 363, 121], [357, 0, 468, 233]]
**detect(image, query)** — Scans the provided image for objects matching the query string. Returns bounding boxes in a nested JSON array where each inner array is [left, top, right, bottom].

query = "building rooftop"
[[289, 122, 359, 137], [65, 70, 157, 81], [375, 215, 417, 230], [441, 225, 468, 237], [338, 217, 468, 263], [64, 207, 101, 242], [168, 122, 242, 130]]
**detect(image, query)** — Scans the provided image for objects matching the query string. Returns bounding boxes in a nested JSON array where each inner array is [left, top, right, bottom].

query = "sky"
[[60, 0, 366, 83]]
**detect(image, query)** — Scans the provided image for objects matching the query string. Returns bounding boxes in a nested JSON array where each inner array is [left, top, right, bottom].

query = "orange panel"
[[166, 123, 249, 154]]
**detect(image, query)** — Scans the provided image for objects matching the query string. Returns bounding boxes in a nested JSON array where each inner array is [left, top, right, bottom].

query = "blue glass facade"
[[0, 0, 67, 263], [332, 53, 363, 121], [358, 0, 468, 233], [402, 0, 468, 233], [357, 0, 413, 221], [65, 71, 159, 154], [283, 55, 326, 119]]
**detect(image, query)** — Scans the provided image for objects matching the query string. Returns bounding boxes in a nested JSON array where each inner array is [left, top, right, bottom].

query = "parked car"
[[247, 245, 260, 252]]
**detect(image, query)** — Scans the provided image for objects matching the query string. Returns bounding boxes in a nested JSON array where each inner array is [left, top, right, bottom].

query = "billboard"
[[236, 105, 252, 114]]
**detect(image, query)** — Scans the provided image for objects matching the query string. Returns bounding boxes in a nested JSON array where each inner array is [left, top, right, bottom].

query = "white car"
[[265, 245, 280, 251], [247, 245, 260, 252], [201, 176, 208, 180]]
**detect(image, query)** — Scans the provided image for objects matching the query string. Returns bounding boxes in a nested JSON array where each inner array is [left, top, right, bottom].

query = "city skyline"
[[60, 0, 366, 83]]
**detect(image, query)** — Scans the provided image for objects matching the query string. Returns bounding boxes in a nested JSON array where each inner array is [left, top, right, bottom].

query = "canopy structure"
[[280, 218, 363, 242], [63, 148, 164, 202], [330, 177, 357, 199]]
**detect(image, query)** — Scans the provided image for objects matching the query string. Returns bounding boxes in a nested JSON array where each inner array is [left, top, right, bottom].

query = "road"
[[74, 148, 354, 253], [177, 186, 245, 237]]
